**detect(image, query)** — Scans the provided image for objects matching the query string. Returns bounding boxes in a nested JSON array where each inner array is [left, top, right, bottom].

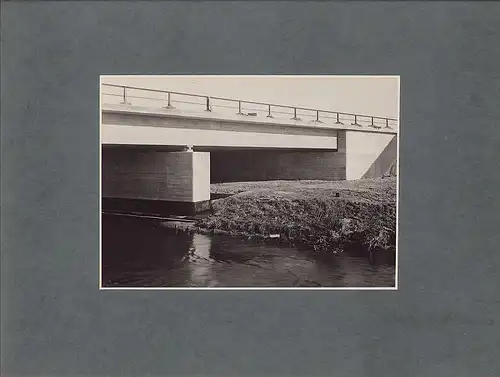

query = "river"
[[102, 215, 396, 288]]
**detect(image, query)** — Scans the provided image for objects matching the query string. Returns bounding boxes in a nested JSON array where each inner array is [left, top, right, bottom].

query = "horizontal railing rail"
[[101, 83, 398, 129]]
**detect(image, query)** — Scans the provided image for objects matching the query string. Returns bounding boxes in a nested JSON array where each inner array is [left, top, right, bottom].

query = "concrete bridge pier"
[[102, 147, 210, 215]]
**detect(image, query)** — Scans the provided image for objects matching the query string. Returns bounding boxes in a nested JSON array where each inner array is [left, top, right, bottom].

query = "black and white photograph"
[[100, 75, 400, 289], [4, 2, 500, 375]]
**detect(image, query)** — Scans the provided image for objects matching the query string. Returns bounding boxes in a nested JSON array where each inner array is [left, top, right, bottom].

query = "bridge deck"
[[102, 104, 342, 150]]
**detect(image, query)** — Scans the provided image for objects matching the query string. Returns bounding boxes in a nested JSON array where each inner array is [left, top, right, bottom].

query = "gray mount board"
[[2, 2, 500, 376]]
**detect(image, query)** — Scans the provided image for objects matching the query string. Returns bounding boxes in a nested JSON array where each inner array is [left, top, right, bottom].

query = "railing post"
[[163, 92, 175, 109], [267, 104, 273, 118], [314, 110, 323, 123], [291, 108, 301, 121], [205, 96, 211, 112], [335, 113, 343, 125], [237, 100, 244, 115], [351, 114, 361, 127], [120, 86, 131, 105], [370, 116, 375, 128]]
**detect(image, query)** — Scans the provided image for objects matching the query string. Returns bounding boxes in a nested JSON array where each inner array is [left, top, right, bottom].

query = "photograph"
[[5, 2, 500, 375], [100, 75, 400, 289]]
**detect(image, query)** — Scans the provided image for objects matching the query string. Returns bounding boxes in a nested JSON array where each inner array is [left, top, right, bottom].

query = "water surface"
[[102, 215, 395, 288]]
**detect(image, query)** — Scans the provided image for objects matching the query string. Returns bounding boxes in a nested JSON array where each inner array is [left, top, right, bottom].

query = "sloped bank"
[[196, 177, 397, 254]]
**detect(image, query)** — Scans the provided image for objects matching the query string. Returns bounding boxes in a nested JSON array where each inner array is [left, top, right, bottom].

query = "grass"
[[196, 177, 397, 254]]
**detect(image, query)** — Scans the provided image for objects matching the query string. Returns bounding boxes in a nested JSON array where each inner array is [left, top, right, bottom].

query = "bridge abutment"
[[344, 131, 397, 180], [102, 148, 210, 215], [209, 130, 397, 182]]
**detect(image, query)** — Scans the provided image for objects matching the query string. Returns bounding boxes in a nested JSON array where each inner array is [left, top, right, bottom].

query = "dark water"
[[102, 215, 396, 288]]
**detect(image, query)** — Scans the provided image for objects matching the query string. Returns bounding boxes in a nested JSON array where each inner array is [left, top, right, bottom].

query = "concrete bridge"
[[101, 84, 398, 214]]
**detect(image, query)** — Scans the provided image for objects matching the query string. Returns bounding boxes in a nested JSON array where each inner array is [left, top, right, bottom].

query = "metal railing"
[[101, 83, 398, 129]]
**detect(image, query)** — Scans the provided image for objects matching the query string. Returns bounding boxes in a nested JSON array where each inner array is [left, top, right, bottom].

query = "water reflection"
[[102, 215, 395, 288]]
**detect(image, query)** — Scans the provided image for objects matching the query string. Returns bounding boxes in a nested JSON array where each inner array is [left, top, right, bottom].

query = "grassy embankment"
[[196, 177, 397, 254]]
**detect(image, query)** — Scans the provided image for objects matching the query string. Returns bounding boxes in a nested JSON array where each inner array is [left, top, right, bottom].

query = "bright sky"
[[101, 75, 399, 119]]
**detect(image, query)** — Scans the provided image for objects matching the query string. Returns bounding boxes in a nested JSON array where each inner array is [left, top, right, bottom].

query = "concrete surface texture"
[[210, 132, 346, 182], [101, 104, 341, 150], [345, 131, 397, 180], [102, 149, 210, 203]]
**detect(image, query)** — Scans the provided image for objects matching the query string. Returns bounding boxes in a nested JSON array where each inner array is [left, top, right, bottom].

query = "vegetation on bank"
[[196, 177, 397, 254]]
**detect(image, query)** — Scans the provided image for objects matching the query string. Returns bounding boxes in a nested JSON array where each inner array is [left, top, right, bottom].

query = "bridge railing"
[[101, 83, 398, 129]]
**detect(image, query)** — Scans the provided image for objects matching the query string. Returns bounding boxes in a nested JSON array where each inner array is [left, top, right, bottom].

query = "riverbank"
[[196, 177, 397, 254]]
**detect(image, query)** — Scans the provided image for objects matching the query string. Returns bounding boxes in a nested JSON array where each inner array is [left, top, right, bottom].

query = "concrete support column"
[[102, 148, 210, 215]]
